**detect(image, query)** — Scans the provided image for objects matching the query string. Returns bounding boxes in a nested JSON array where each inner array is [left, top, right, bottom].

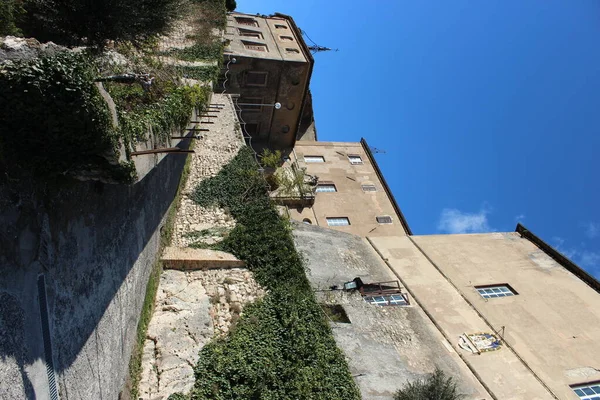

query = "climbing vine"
[[0, 51, 136, 182], [173, 148, 360, 399]]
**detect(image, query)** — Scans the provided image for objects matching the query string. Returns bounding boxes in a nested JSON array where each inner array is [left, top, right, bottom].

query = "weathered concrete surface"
[[370, 235, 555, 400], [172, 94, 244, 248], [0, 144, 188, 399], [139, 93, 265, 399], [139, 268, 265, 399], [162, 247, 245, 270], [292, 222, 491, 400], [408, 233, 600, 399]]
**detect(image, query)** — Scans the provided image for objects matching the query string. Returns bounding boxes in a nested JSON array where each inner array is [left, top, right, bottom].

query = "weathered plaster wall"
[[369, 235, 557, 400], [411, 233, 600, 399], [292, 223, 490, 400], [0, 138, 189, 399]]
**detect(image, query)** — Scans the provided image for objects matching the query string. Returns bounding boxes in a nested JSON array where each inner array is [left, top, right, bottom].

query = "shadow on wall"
[[0, 140, 189, 399]]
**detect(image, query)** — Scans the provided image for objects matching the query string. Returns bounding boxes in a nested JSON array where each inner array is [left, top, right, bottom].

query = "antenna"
[[369, 146, 386, 154], [301, 29, 338, 54]]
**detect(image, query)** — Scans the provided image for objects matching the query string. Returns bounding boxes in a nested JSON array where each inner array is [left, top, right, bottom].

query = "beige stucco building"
[[222, 12, 313, 149], [366, 226, 600, 399], [286, 139, 411, 237], [221, 12, 600, 399], [279, 139, 600, 399]]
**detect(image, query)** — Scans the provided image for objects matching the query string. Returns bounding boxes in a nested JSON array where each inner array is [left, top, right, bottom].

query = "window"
[[275, 24, 288, 29], [238, 28, 263, 39], [239, 97, 262, 112], [304, 156, 325, 163], [476, 285, 517, 299], [326, 217, 350, 226], [235, 17, 258, 27], [376, 216, 393, 224], [362, 184, 377, 192], [246, 71, 268, 86], [316, 184, 337, 193], [280, 35, 294, 41], [348, 155, 363, 165], [572, 383, 600, 400], [286, 48, 300, 53], [244, 123, 260, 136], [364, 294, 408, 306], [302, 218, 312, 224], [243, 41, 268, 52]]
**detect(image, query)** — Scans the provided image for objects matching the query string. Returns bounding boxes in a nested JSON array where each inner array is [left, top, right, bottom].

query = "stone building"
[[221, 12, 314, 150]]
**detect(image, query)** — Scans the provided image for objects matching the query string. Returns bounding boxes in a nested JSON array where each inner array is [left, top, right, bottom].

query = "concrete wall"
[[289, 141, 408, 237], [292, 222, 491, 400], [369, 233, 600, 399], [0, 145, 188, 399], [411, 233, 600, 399]]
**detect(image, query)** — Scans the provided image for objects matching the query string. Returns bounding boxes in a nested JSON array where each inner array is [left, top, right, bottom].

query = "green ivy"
[[166, 42, 224, 62], [177, 65, 220, 82], [0, 51, 136, 182], [184, 148, 360, 400]]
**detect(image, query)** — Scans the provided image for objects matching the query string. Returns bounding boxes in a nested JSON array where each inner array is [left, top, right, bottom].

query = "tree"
[[20, 0, 186, 46], [225, 0, 236, 11], [394, 368, 465, 400]]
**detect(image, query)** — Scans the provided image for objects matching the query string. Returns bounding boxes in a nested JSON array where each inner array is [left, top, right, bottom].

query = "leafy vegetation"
[[176, 147, 360, 399], [19, 0, 185, 46], [166, 42, 224, 62], [0, 51, 136, 182], [394, 368, 464, 400], [225, 0, 237, 12], [0, 0, 25, 36], [177, 65, 220, 82]]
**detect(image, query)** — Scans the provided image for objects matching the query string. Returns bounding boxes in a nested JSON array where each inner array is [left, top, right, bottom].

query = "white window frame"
[[476, 285, 516, 299], [389, 294, 408, 306], [348, 155, 363, 165], [304, 155, 325, 163], [364, 294, 408, 306], [316, 184, 337, 193], [572, 383, 600, 399], [361, 184, 377, 192], [326, 217, 350, 227], [376, 216, 393, 224]]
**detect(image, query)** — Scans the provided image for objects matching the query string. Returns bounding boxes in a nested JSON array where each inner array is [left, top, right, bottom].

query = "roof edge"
[[361, 138, 413, 235], [272, 12, 314, 149], [516, 223, 600, 295]]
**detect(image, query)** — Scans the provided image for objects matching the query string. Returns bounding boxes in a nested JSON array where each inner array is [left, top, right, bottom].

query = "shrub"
[[0, 52, 130, 180], [0, 0, 25, 36], [189, 148, 360, 399], [20, 0, 186, 46], [225, 0, 236, 11], [394, 368, 464, 400]]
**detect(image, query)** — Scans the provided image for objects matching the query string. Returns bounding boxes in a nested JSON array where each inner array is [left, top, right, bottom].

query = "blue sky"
[[239, 1, 600, 278]]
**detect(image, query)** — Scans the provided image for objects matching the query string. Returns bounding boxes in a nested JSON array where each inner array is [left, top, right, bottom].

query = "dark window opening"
[[246, 71, 268, 86], [321, 304, 351, 323], [235, 17, 258, 27]]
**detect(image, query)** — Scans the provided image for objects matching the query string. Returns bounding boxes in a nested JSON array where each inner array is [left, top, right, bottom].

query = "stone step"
[[161, 247, 245, 270]]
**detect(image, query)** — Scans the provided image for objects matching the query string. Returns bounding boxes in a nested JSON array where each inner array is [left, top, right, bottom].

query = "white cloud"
[[579, 251, 600, 268], [583, 222, 599, 239], [514, 214, 526, 222], [551, 237, 579, 259], [437, 208, 491, 234]]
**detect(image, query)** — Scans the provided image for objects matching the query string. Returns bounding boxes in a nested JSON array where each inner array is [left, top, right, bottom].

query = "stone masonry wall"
[[139, 94, 266, 399]]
